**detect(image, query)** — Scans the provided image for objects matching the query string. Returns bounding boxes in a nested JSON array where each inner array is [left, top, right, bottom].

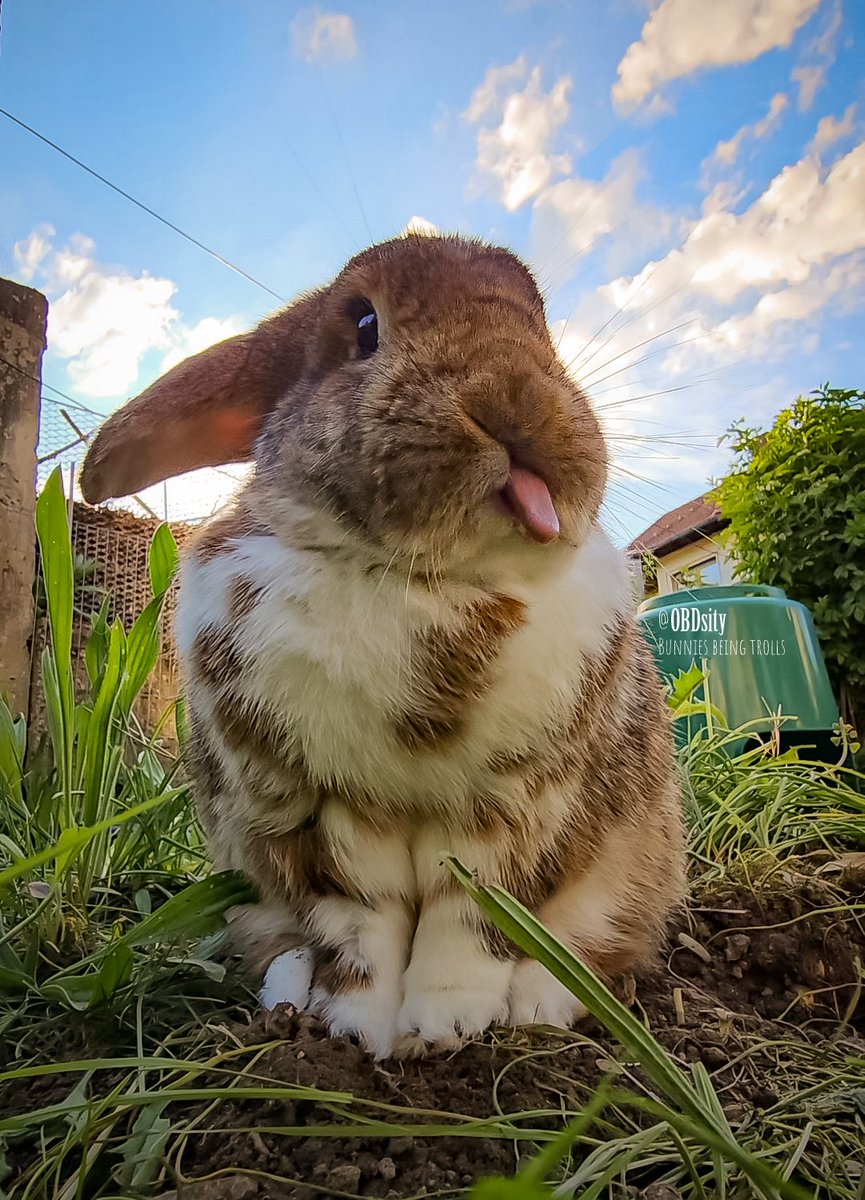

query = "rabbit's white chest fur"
[[174, 518, 682, 1060], [175, 523, 633, 814]]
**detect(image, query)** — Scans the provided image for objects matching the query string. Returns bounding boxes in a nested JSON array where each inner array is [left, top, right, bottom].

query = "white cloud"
[[604, 140, 865, 312], [465, 56, 530, 123], [791, 0, 841, 110], [530, 150, 678, 292], [12, 225, 55, 281], [290, 8, 357, 66], [50, 271, 179, 398], [707, 92, 788, 171], [700, 179, 751, 216], [14, 229, 244, 401], [749, 94, 790, 141], [403, 215, 440, 236], [465, 58, 572, 210], [662, 253, 865, 375], [791, 64, 826, 112], [161, 315, 246, 374], [546, 138, 865, 495], [613, 0, 821, 112], [808, 103, 858, 156]]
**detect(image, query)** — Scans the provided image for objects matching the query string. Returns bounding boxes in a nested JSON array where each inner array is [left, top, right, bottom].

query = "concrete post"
[[0, 277, 48, 717]]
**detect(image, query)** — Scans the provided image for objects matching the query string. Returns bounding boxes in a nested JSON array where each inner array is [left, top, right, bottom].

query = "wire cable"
[[0, 106, 286, 304]]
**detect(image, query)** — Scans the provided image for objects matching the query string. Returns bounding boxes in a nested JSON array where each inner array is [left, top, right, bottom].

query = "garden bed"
[[3, 868, 862, 1199], [167, 871, 865, 1198]]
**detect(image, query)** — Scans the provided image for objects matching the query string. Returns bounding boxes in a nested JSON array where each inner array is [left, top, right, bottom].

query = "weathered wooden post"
[[0, 277, 48, 717]]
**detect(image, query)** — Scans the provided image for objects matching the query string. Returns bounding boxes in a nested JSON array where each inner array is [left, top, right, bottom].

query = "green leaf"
[[119, 872, 258, 948], [81, 620, 126, 827], [0, 700, 24, 806], [666, 665, 706, 711], [0, 788, 185, 888], [35, 469, 74, 675], [117, 1101, 172, 1191], [40, 973, 102, 1011], [84, 595, 112, 690], [447, 858, 813, 1200], [468, 1179, 553, 1198], [50, 826, 93, 880], [148, 523, 179, 597], [0, 952, 31, 994], [35, 470, 76, 808], [96, 941, 134, 998], [120, 594, 165, 713]]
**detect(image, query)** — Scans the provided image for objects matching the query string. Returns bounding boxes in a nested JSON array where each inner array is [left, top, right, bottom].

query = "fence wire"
[[37, 394, 247, 524]]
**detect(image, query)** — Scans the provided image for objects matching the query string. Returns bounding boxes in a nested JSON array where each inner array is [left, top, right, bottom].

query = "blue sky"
[[2, 0, 863, 542]]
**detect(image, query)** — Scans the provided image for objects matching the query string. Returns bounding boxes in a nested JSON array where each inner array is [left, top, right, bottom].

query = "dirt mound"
[[174, 876, 865, 1198]]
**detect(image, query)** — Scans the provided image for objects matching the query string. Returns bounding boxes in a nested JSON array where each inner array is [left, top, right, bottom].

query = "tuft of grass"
[[0, 469, 255, 1064], [669, 665, 865, 876], [449, 859, 825, 1200]]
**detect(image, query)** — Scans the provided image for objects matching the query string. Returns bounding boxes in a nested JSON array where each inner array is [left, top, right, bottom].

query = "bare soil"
[[176, 872, 865, 1199], [3, 871, 864, 1200]]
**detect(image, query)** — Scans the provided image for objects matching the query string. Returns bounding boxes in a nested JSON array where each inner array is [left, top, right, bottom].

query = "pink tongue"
[[502, 466, 560, 543]]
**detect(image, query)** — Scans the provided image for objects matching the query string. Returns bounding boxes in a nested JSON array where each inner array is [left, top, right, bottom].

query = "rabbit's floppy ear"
[[80, 294, 319, 503]]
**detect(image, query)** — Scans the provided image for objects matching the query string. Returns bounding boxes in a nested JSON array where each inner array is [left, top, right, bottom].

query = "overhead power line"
[[0, 106, 286, 304], [0, 351, 96, 411]]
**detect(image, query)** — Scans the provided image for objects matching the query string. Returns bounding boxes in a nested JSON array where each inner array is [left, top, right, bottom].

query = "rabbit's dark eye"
[[356, 305, 378, 357]]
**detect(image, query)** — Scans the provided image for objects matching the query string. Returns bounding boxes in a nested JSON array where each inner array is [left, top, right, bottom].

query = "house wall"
[[655, 535, 737, 596]]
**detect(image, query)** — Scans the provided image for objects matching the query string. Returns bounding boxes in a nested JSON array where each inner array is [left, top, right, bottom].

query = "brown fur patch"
[[192, 624, 247, 690], [192, 505, 272, 564], [313, 947, 373, 995], [229, 575, 266, 621], [248, 816, 365, 906], [184, 740, 224, 836], [396, 593, 526, 750], [472, 913, 522, 963], [212, 691, 292, 772], [464, 617, 684, 973]]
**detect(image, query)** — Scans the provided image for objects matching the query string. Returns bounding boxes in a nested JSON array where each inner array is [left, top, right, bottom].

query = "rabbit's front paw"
[[508, 958, 587, 1029], [259, 947, 314, 1011], [394, 983, 510, 1057], [313, 978, 402, 1060]]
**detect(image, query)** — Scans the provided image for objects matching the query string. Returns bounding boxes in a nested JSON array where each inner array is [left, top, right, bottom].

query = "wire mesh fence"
[[37, 394, 248, 524]]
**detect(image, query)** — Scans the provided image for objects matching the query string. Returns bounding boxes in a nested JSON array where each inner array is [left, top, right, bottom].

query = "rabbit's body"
[[81, 233, 685, 1058]]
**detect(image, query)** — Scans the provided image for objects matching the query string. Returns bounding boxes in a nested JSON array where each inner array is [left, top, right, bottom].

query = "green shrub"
[[712, 385, 865, 731]]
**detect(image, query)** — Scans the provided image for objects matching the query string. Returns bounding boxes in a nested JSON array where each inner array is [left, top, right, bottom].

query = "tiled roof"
[[627, 494, 727, 557]]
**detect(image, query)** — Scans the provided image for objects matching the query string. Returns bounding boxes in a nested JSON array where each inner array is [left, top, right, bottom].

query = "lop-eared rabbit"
[[81, 233, 684, 1058]]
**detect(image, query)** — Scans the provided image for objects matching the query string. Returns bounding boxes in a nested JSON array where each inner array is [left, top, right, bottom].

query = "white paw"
[[395, 986, 510, 1055], [508, 959, 587, 1029], [322, 985, 401, 1059], [259, 947, 313, 1011]]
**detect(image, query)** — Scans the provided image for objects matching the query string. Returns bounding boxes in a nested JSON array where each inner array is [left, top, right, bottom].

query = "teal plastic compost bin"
[[637, 584, 840, 757]]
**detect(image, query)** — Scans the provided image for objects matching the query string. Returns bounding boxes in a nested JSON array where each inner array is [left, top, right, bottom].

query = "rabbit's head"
[[81, 234, 607, 566]]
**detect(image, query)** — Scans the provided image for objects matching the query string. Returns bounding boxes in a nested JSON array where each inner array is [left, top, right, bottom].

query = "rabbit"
[[80, 232, 685, 1059]]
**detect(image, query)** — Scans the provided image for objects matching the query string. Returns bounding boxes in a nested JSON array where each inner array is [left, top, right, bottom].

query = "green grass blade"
[[35, 468, 74, 680], [0, 699, 24, 807], [0, 788, 187, 887], [120, 594, 166, 714], [148, 523, 179, 597], [446, 858, 814, 1200], [118, 871, 258, 947]]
